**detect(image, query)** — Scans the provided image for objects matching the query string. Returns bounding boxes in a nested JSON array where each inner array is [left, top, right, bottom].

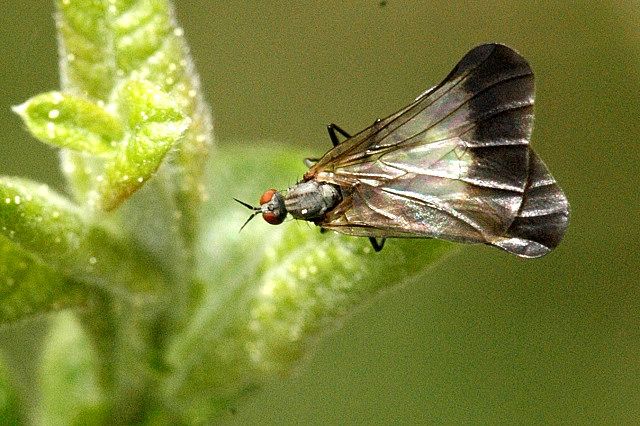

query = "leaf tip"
[[10, 102, 27, 118]]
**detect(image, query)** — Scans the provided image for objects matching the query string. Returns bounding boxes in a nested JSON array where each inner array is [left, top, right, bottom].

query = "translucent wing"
[[306, 44, 569, 257]]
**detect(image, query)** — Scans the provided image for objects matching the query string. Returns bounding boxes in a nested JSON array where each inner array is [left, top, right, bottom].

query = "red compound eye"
[[259, 189, 278, 205], [262, 210, 285, 225]]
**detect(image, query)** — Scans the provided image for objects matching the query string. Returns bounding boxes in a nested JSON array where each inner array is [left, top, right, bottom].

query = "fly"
[[235, 43, 570, 258]]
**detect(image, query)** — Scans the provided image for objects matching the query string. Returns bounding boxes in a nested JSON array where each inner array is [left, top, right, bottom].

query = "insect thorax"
[[284, 181, 341, 221]]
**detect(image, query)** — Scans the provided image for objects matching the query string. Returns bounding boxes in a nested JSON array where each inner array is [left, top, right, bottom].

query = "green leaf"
[[107, 1, 214, 247], [111, 0, 174, 74], [12, 92, 123, 155], [55, 0, 114, 101], [0, 178, 88, 266], [0, 177, 165, 295], [97, 78, 190, 211], [0, 236, 86, 324], [163, 144, 454, 420], [55, 0, 212, 248], [54, 0, 119, 204]]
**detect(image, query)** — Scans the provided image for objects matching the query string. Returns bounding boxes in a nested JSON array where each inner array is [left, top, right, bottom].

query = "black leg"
[[306, 124, 352, 166], [369, 237, 386, 252], [319, 227, 327, 234], [327, 123, 352, 146]]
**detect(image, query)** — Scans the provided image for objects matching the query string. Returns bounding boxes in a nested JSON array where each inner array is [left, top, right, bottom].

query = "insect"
[[236, 43, 569, 258]]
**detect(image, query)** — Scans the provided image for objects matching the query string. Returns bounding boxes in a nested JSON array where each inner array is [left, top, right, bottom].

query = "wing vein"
[[395, 71, 533, 150], [381, 187, 485, 234]]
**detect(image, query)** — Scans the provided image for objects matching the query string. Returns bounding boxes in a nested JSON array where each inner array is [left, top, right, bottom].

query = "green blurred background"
[[1, 1, 639, 423]]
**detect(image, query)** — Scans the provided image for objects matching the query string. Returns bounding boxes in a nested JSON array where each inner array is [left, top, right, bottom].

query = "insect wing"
[[308, 44, 569, 258], [493, 149, 568, 257]]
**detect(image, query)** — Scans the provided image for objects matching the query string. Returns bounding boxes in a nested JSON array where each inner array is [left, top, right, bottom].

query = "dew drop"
[[188, 89, 197, 98], [48, 109, 60, 119], [13, 195, 21, 205], [88, 257, 97, 265], [173, 27, 184, 37], [168, 62, 177, 72], [122, 175, 129, 181], [4, 198, 10, 204], [137, 176, 144, 183], [151, 93, 163, 104], [62, 160, 76, 174], [66, 52, 75, 61], [46, 122, 56, 138]]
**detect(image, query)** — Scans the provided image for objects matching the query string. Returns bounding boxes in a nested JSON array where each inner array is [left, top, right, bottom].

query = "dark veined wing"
[[306, 44, 569, 257]]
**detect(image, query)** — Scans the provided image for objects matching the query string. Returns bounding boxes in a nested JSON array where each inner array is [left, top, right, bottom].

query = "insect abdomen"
[[285, 181, 341, 221]]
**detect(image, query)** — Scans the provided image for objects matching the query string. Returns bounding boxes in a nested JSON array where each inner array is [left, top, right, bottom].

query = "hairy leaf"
[[55, 0, 212, 223], [0, 178, 88, 264], [12, 92, 123, 155], [0, 177, 165, 295], [0, 237, 86, 324], [98, 78, 190, 211], [55, 0, 114, 101]]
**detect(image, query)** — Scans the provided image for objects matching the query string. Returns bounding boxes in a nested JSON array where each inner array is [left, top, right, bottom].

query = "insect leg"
[[327, 123, 352, 146], [368, 237, 386, 252], [304, 124, 352, 166]]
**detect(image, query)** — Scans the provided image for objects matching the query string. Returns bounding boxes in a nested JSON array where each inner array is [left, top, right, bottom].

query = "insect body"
[[254, 182, 341, 224], [236, 44, 569, 258]]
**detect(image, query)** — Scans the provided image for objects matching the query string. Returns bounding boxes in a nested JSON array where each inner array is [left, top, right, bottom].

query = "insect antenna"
[[233, 198, 261, 231]]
